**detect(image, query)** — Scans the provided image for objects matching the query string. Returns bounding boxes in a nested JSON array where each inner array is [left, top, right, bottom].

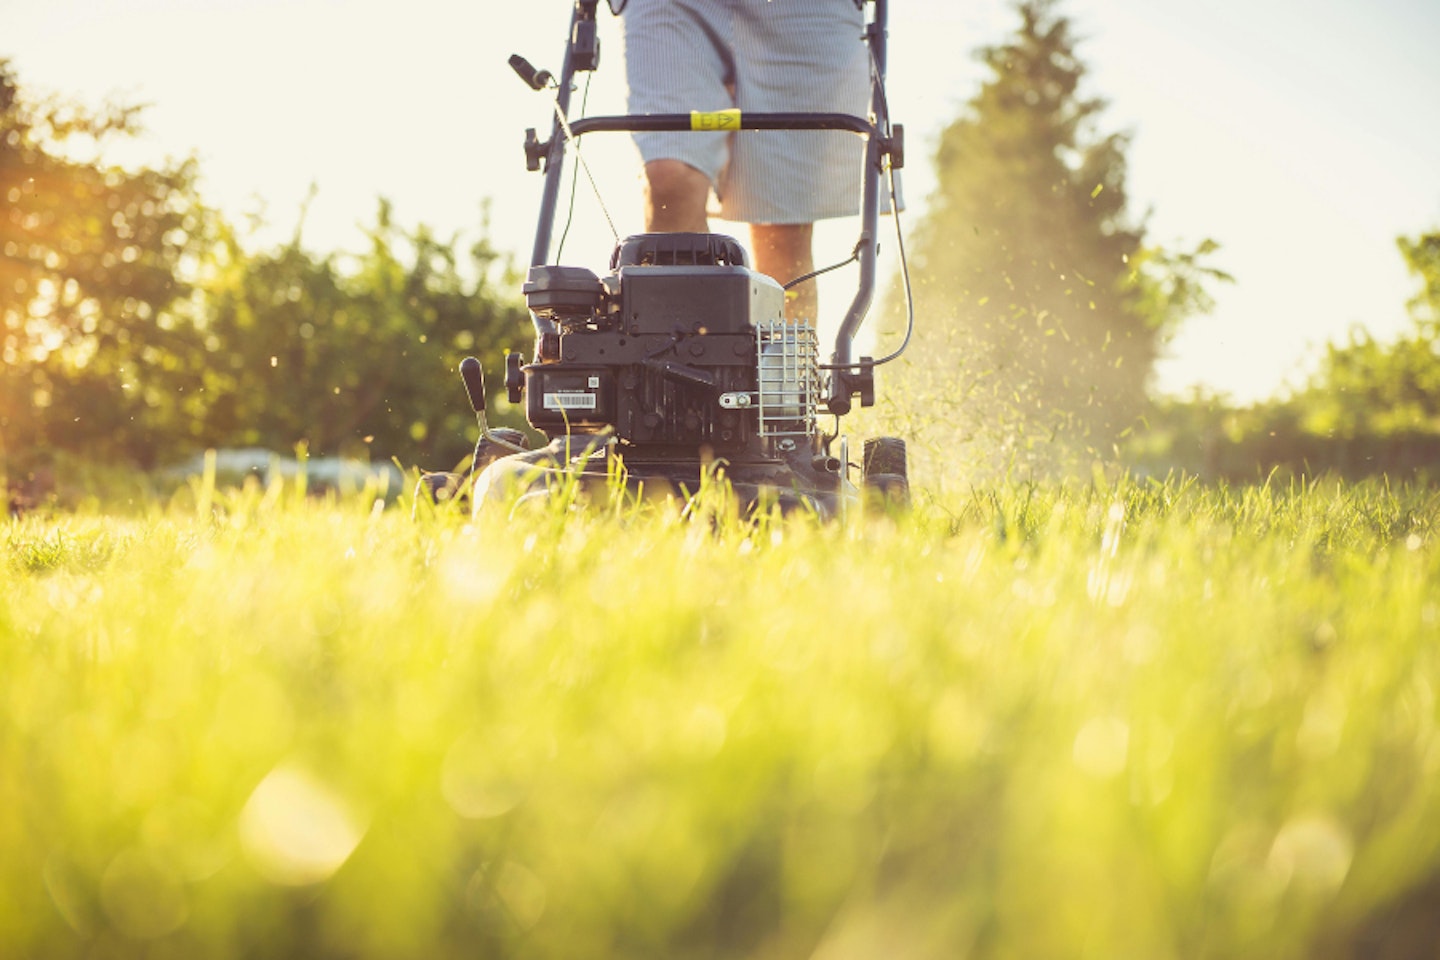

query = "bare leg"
[[643, 159, 711, 232], [751, 223, 816, 322], [644, 162, 817, 322]]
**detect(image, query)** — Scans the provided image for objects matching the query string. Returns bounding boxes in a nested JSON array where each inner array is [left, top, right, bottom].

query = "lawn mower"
[[419, 0, 912, 519]]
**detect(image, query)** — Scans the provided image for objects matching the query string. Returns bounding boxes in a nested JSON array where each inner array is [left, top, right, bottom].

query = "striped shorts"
[[620, 0, 870, 225]]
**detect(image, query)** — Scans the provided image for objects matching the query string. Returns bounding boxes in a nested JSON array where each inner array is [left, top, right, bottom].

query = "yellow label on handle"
[[690, 108, 742, 131]]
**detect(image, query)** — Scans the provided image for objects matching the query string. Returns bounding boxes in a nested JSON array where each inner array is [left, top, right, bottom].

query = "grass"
[[2, 472, 1438, 959]]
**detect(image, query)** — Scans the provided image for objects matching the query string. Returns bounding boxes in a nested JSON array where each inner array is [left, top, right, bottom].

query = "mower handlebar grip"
[[508, 54, 552, 91]]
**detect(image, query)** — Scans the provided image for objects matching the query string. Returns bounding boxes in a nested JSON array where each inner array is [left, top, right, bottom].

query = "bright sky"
[[6, 0, 1439, 403]]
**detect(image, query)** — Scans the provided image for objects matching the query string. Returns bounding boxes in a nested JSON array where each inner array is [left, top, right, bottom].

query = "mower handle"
[[528, 0, 894, 415], [562, 112, 882, 138]]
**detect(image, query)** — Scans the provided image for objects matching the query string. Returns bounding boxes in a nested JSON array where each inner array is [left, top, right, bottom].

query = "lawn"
[[2, 473, 1438, 959]]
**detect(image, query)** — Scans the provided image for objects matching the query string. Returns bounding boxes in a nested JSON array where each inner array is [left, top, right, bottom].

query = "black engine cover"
[[617, 265, 782, 336]]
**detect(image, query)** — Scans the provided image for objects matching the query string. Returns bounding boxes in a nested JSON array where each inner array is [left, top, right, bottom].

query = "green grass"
[[2, 474, 1438, 959]]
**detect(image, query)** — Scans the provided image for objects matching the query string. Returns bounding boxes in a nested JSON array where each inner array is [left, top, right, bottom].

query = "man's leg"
[[644, 162, 818, 322], [751, 223, 815, 322], [643, 159, 711, 232]]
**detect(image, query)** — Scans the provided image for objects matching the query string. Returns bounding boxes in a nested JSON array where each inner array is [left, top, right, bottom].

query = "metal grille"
[[756, 320, 819, 444]]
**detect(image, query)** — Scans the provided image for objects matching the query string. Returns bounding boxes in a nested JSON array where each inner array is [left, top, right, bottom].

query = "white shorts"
[[621, 0, 871, 224]]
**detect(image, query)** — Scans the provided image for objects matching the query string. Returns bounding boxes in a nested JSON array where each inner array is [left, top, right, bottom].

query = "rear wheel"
[[863, 436, 908, 481], [474, 428, 531, 471], [862, 472, 909, 510]]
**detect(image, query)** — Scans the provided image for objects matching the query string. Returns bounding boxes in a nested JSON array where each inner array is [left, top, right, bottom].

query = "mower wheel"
[[863, 436, 908, 481], [473, 428, 531, 473], [863, 472, 909, 510], [413, 471, 468, 518]]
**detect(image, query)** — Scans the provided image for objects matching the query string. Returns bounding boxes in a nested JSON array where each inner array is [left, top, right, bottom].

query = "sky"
[[6, 0, 1439, 403]]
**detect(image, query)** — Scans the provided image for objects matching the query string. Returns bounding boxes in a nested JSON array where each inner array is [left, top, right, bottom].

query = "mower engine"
[[513, 232, 838, 492]]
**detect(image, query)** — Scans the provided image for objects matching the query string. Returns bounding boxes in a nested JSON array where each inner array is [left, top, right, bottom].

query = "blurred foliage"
[[2, 477, 1440, 958], [1129, 231, 1440, 481], [0, 57, 204, 466], [886, 0, 1228, 478], [1289, 232, 1440, 442], [1398, 232, 1440, 331], [184, 199, 529, 469], [1, 61, 529, 484]]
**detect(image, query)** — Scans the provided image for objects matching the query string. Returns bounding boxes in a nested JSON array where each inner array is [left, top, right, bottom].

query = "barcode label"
[[543, 391, 597, 411]]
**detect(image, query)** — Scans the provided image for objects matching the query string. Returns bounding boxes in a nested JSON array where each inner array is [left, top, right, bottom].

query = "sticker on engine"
[[691, 108, 741, 131], [543, 391, 597, 411]]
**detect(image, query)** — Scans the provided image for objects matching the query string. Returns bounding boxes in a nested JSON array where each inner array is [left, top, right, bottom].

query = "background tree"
[[1397, 231, 1439, 332], [1128, 230, 1440, 480], [886, 0, 1223, 477], [0, 59, 206, 467], [1, 61, 529, 480], [1289, 231, 1440, 440]]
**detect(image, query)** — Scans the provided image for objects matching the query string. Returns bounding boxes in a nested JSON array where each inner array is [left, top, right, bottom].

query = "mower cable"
[[863, 160, 914, 367], [817, 45, 915, 372], [548, 80, 620, 247], [783, 245, 860, 291], [859, 38, 915, 368], [555, 73, 594, 261]]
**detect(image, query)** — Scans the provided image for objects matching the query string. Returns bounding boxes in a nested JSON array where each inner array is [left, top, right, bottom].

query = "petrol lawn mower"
[[418, 0, 913, 519]]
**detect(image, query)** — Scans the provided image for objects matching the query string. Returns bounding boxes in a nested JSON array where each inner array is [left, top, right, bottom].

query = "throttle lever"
[[458, 357, 527, 455], [508, 54, 553, 91]]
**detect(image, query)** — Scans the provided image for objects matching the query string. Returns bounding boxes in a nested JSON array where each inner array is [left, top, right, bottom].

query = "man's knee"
[[750, 223, 814, 276], [643, 160, 711, 231], [750, 223, 816, 321]]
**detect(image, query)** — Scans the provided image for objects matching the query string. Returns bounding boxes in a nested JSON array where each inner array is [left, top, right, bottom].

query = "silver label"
[[543, 391, 598, 411]]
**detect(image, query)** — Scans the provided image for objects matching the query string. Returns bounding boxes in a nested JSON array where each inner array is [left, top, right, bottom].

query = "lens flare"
[[239, 765, 366, 886]]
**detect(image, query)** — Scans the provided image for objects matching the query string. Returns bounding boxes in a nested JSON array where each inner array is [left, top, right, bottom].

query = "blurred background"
[[5, 6, 1440, 958], [3, 0, 1439, 493]]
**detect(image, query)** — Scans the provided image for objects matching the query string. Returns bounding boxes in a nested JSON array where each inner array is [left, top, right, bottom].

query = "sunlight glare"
[[239, 764, 366, 885]]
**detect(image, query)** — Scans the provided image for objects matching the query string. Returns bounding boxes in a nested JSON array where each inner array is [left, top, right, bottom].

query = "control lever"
[[460, 356, 487, 412], [459, 357, 528, 454], [508, 54, 553, 91]]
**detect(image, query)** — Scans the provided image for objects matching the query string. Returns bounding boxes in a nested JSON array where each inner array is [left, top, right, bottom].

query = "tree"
[[1289, 230, 1440, 439], [1127, 231, 1440, 480], [0, 59, 207, 466], [0, 60, 529, 475], [1398, 232, 1439, 333], [889, 0, 1223, 474]]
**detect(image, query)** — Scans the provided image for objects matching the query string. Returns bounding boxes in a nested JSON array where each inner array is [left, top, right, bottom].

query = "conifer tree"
[[892, 0, 1213, 471]]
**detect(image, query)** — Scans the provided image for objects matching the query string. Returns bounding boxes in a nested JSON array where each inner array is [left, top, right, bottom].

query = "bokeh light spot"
[[494, 860, 548, 931], [99, 848, 189, 940], [442, 732, 529, 819], [1072, 716, 1129, 778], [1267, 815, 1353, 894], [239, 765, 366, 885]]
